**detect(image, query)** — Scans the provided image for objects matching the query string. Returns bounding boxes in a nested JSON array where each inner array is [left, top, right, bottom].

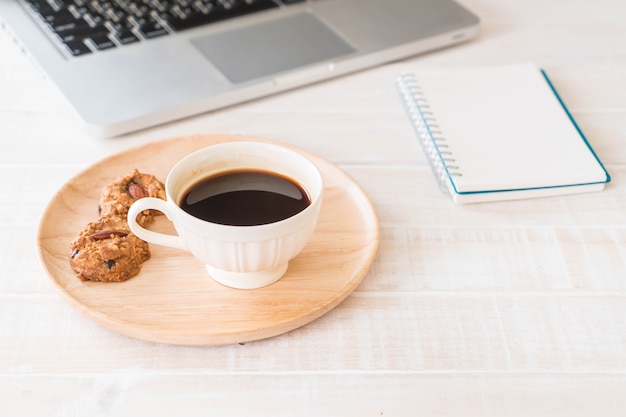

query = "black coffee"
[[180, 169, 311, 226]]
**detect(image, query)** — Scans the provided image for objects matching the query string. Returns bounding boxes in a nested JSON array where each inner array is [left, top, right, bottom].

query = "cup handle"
[[127, 198, 186, 250]]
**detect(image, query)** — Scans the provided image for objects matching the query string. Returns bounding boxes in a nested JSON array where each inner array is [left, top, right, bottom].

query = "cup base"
[[205, 263, 288, 289]]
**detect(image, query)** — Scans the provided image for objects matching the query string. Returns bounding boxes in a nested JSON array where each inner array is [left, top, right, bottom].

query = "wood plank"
[[366, 226, 626, 291], [3, 374, 626, 417], [3, 294, 626, 373]]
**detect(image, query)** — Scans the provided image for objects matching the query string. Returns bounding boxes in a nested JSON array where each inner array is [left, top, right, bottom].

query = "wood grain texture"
[[36, 135, 379, 345]]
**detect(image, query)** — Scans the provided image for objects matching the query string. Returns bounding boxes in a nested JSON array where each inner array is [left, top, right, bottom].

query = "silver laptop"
[[0, 0, 479, 137]]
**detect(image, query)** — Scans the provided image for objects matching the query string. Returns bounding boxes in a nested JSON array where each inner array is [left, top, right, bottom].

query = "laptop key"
[[111, 29, 141, 45], [48, 18, 92, 36], [38, 9, 76, 25], [85, 33, 117, 50], [63, 38, 93, 56], [135, 21, 169, 39]]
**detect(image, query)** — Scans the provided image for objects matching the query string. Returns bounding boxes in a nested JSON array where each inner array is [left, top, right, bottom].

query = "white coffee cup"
[[127, 141, 323, 289]]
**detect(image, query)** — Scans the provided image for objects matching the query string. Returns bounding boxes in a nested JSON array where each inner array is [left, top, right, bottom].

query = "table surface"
[[2, 0, 626, 415]]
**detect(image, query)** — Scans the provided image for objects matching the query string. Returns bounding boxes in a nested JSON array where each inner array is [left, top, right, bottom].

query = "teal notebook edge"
[[397, 64, 611, 203], [539, 69, 611, 185], [449, 69, 610, 198]]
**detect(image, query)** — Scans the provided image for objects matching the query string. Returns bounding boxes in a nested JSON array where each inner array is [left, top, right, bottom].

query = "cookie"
[[98, 168, 166, 227], [69, 216, 151, 282]]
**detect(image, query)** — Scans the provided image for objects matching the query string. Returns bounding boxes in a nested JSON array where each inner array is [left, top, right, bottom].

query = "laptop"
[[0, 0, 480, 137]]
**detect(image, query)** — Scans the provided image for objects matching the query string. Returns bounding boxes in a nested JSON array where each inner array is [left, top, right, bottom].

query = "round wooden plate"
[[37, 134, 379, 345]]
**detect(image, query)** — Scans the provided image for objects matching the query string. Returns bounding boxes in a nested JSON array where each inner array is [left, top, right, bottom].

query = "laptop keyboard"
[[21, 0, 306, 57]]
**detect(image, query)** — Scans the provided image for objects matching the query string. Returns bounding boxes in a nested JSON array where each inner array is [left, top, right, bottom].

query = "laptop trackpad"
[[191, 13, 356, 84]]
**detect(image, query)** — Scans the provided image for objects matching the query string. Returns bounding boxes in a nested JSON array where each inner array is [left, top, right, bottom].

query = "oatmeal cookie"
[[69, 216, 151, 282], [98, 168, 166, 227]]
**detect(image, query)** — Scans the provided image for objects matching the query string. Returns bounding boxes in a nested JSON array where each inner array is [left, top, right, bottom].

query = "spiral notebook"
[[397, 63, 610, 204]]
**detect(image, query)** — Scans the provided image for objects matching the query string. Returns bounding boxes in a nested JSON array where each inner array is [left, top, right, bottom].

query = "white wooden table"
[[2, 0, 626, 415]]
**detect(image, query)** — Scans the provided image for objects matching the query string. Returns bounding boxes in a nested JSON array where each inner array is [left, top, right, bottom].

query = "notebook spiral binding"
[[396, 72, 462, 194]]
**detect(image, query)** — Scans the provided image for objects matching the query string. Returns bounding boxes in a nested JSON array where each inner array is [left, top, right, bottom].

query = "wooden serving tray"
[[37, 135, 379, 345]]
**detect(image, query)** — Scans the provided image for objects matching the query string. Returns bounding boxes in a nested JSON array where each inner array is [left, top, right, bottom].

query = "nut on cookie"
[[98, 168, 166, 227]]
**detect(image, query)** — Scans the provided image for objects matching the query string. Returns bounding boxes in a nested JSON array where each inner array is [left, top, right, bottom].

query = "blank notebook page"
[[413, 63, 608, 193]]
